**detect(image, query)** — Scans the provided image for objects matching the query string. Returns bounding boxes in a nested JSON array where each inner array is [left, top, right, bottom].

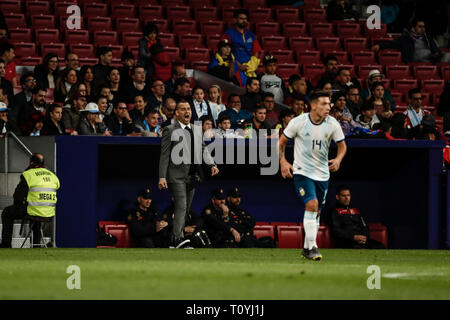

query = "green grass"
[[0, 249, 449, 300]]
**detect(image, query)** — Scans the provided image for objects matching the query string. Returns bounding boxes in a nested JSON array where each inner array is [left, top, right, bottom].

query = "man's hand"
[[238, 62, 248, 72], [328, 158, 341, 172], [158, 178, 168, 190], [184, 226, 195, 234], [103, 130, 112, 136], [354, 235, 367, 245], [211, 166, 219, 176], [231, 228, 241, 243], [371, 44, 380, 52], [156, 220, 168, 232], [280, 160, 294, 179], [218, 203, 229, 215]]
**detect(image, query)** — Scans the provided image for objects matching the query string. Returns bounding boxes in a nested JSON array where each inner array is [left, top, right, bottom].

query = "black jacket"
[[330, 203, 370, 241], [41, 118, 66, 135], [33, 64, 59, 90], [240, 92, 262, 113], [92, 63, 111, 92], [326, 0, 359, 21], [161, 203, 203, 233], [0, 118, 20, 136], [103, 113, 137, 136], [228, 203, 255, 235], [127, 204, 160, 238], [188, 98, 213, 124], [201, 202, 239, 246]]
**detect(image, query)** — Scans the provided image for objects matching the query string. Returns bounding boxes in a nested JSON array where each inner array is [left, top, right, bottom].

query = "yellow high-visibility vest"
[[22, 168, 60, 218]]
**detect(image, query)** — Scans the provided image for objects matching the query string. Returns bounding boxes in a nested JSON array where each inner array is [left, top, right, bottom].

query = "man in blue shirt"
[[218, 94, 252, 130]]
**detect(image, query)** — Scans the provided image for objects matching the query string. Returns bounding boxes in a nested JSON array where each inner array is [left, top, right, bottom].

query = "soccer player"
[[278, 91, 347, 261]]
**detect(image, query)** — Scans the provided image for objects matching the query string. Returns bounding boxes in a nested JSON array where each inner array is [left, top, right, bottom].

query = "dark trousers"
[[1, 204, 41, 248], [334, 238, 386, 249]]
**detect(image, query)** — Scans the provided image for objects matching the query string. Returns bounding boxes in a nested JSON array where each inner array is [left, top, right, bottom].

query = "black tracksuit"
[[201, 203, 240, 248]]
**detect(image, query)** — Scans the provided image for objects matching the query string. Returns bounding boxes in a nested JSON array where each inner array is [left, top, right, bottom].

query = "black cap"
[[212, 188, 226, 200], [263, 54, 277, 65], [227, 187, 242, 198], [138, 188, 152, 199]]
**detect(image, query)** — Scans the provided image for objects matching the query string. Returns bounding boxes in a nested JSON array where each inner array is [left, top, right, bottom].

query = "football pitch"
[[0, 248, 449, 300]]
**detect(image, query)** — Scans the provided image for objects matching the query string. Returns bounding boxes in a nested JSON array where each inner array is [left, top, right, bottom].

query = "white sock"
[[303, 210, 318, 250]]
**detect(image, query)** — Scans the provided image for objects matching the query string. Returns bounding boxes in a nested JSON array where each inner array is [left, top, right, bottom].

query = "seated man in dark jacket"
[[103, 102, 139, 136], [330, 185, 385, 249], [127, 189, 170, 248], [326, 0, 359, 21]]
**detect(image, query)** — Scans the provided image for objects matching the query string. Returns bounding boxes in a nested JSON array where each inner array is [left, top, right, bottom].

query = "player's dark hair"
[[323, 54, 338, 66], [200, 114, 213, 124], [336, 185, 350, 195], [97, 46, 112, 58], [309, 91, 331, 103]]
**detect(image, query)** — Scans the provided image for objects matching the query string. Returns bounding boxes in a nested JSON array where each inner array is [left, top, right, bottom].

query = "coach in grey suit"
[[158, 100, 219, 247]]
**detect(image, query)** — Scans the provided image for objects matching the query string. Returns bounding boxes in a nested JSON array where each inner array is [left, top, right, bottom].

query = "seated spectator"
[[58, 52, 79, 81], [240, 77, 262, 112], [259, 55, 287, 104], [208, 38, 239, 85], [96, 95, 109, 122], [124, 66, 151, 104], [275, 107, 296, 136], [0, 87, 8, 107], [79, 65, 95, 100], [0, 58, 13, 106], [19, 87, 47, 135], [216, 113, 242, 138], [61, 91, 87, 134], [440, 82, 450, 138], [331, 185, 385, 249], [138, 22, 172, 82], [404, 88, 434, 131], [371, 19, 450, 63], [284, 75, 309, 106], [390, 113, 408, 139], [355, 102, 380, 130], [345, 84, 363, 119], [368, 83, 393, 121], [164, 62, 186, 95], [0, 42, 16, 87], [139, 109, 162, 137], [372, 121, 395, 140], [360, 70, 395, 110], [332, 67, 355, 93], [207, 84, 226, 124], [261, 92, 278, 128], [127, 189, 170, 248], [218, 94, 252, 130], [147, 79, 166, 110], [171, 77, 191, 103], [157, 96, 176, 127], [77, 102, 110, 136], [330, 106, 361, 136], [27, 112, 44, 137], [189, 86, 213, 124], [118, 50, 135, 86], [201, 188, 242, 248], [130, 94, 147, 129], [290, 96, 308, 116], [104, 102, 138, 136], [0, 102, 20, 137], [34, 54, 60, 90], [92, 46, 113, 91], [326, 0, 360, 22], [98, 86, 115, 115], [42, 103, 69, 136], [251, 105, 273, 137], [200, 114, 215, 139], [10, 72, 35, 127], [331, 91, 353, 120], [316, 80, 333, 98], [54, 68, 78, 103], [315, 54, 339, 87], [107, 67, 123, 105]]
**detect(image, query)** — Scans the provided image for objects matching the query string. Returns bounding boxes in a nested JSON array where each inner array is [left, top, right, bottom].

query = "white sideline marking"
[[383, 272, 446, 279]]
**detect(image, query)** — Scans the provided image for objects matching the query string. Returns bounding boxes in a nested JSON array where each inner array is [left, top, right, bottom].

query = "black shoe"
[[170, 238, 193, 249], [301, 247, 322, 261]]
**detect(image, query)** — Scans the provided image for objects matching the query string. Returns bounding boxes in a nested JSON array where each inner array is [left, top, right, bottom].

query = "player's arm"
[[329, 140, 347, 172], [278, 134, 294, 179]]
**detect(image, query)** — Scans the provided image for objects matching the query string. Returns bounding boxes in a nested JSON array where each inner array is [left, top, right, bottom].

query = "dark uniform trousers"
[[1, 204, 42, 247]]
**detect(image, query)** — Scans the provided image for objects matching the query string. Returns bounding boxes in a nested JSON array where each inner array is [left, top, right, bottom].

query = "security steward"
[[227, 187, 257, 248], [127, 188, 170, 248], [0, 153, 60, 248], [201, 188, 241, 248]]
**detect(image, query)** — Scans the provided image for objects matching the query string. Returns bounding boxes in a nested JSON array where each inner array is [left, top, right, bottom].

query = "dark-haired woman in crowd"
[[42, 103, 71, 135], [366, 82, 393, 121], [34, 53, 60, 90], [79, 65, 95, 99], [54, 68, 78, 103], [107, 67, 123, 105]]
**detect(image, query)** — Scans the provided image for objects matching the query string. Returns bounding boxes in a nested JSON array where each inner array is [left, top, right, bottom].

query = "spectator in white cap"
[[77, 102, 111, 136], [0, 101, 20, 137], [360, 70, 396, 110]]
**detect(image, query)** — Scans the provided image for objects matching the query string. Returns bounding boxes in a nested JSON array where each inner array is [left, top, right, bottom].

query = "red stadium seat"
[[441, 65, 450, 81], [161, 0, 185, 6], [304, 0, 321, 6], [4, 13, 26, 28], [93, 31, 119, 45], [316, 225, 331, 248], [309, 23, 334, 37], [200, 21, 225, 35], [143, 19, 170, 33], [412, 65, 439, 80], [282, 22, 307, 37], [351, 51, 376, 65], [336, 22, 361, 37], [271, 50, 295, 63], [84, 3, 108, 17], [378, 50, 402, 65], [59, 16, 85, 32], [357, 64, 382, 78], [190, 61, 209, 72], [172, 20, 198, 35], [104, 224, 132, 248], [276, 63, 300, 79], [390, 91, 403, 105], [271, 222, 298, 227], [8, 28, 32, 42], [31, 15, 56, 29], [261, 36, 287, 50], [243, 0, 267, 7], [167, 6, 192, 20], [276, 8, 300, 23], [253, 225, 275, 239], [158, 33, 176, 47], [368, 223, 388, 248], [111, 4, 136, 19], [26, 1, 50, 16], [255, 221, 270, 226], [139, 5, 164, 20], [41, 43, 65, 57], [185, 47, 210, 62], [303, 64, 324, 80], [364, 23, 387, 38], [87, 17, 113, 31], [323, 50, 350, 64], [55, 2, 74, 17], [289, 36, 314, 51], [205, 35, 221, 50], [69, 43, 95, 58], [193, 7, 218, 21], [65, 30, 90, 44], [386, 65, 411, 79], [122, 32, 142, 47], [0, 0, 21, 13], [295, 50, 321, 64], [221, 7, 240, 23], [277, 226, 303, 249], [13, 42, 36, 58], [216, 0, 240, 7], [343, 37, 367, 51], [249, 8, 273, 23], [304, 8, 326, 23], [190, 0, 214, 8], [316, 37, 341, 51], [393, 79, 418, 94], [165, 46, 181, 61], [19, 56, 42, 66], [35, 29, 60, 44], [105, 44, 124, 59], [79, 57, 99, 66], [256, 22, 280, 36], [178, 34, 205, 49], [116, 18, 141, 32], [421, 79, 445, 95]]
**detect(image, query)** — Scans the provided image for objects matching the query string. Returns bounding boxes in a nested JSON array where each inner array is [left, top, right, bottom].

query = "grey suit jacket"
[[159, 121, 215, 184]]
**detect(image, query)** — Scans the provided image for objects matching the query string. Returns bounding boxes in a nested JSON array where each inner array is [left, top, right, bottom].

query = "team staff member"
[[0, 153, 60, 248], [227, 187, 257, 248], [201, 188, 241, 248], [127, 189, 170, 248]]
